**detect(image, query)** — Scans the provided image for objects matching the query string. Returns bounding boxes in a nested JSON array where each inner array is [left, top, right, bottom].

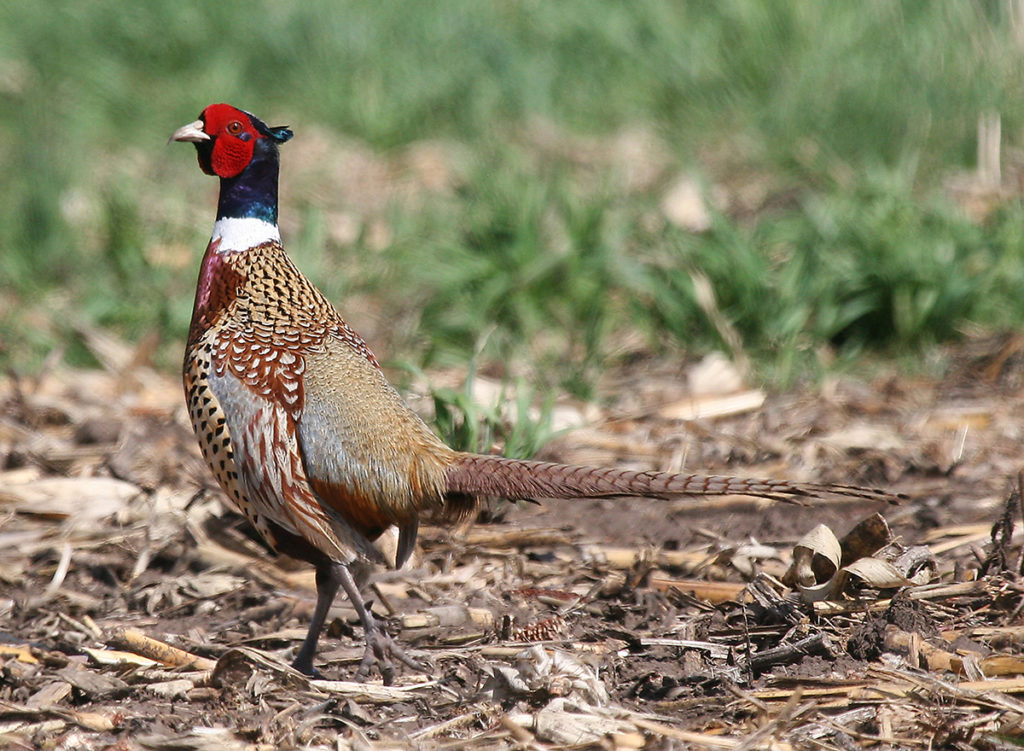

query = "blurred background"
[[3, 1, 1024, 399]]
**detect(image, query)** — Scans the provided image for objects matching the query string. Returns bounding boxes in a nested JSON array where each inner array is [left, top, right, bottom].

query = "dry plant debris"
[[2, 335, 1024, 749]]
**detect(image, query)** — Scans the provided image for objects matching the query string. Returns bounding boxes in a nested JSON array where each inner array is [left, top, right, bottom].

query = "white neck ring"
[[210, 217, 280, 253]]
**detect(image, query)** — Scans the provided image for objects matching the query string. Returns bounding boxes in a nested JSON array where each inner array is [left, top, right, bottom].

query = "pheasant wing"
[[295, 340, 453, 566], [207, 367, 385, 565]]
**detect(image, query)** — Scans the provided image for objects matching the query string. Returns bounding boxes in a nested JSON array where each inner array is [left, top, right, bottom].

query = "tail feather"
[[444, 453, 902, 505]]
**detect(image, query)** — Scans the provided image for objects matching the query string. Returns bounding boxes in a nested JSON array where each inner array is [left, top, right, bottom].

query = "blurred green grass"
[[2, 1, 1024, 393]]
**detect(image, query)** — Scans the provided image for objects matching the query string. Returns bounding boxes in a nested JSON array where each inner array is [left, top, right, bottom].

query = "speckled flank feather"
[[183, 336, 246, 513]]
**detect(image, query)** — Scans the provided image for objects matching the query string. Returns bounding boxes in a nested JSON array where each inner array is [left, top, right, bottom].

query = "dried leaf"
[[508, 698, 638, 746], [182, 572, 246, 599], [783, 524, 840, 590], [842, 557, 912, 589], [838, 513, 894, 567]]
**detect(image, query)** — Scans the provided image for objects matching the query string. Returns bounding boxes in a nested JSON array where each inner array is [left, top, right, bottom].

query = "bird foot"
[[290, 654, 322, 678], [355, 626, 425, 685]]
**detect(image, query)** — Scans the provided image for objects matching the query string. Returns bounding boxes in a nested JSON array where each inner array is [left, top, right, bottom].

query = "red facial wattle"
[[201, 103, 262, 179]]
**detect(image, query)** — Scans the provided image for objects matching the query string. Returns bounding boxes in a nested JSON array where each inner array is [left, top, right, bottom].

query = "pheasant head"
[[171, 103, 293, 229]]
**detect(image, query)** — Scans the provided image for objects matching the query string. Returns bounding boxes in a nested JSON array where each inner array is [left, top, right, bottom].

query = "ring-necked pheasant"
[[172, 103, 899, 683]]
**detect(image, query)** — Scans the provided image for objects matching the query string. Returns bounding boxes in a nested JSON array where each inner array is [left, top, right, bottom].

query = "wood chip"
[[55, 666, 128, 698], [647, 574, 748, 603], [658, 389, 766, 421], [146, 679, 195, 699], [84, 647, 159, 668], [0, 477, 141, 522], [309, 678, 436, 702], [0, 644, 37, 664], [25, 681, 73, 708], [68, 709, 120, 732], [108, 627, 216, 671]]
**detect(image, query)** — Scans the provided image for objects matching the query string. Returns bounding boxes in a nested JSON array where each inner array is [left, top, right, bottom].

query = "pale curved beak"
[[168, 119, 210, 145]]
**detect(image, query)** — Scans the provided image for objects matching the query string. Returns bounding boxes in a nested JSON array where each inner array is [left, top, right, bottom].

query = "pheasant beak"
[[168, 119, 211, 145]]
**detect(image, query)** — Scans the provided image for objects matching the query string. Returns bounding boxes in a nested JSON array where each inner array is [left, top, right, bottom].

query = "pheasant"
[[172, 103, 899, 683]]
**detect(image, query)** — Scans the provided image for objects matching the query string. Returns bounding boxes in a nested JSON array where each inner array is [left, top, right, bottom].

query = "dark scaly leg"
[[292, 562, 424, 683], [291, 561, 340, 676], [334, 562, 424, 684]]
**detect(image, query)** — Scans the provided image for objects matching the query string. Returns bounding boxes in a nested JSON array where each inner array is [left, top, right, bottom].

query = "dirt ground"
[[2, 332, 1024, 750]]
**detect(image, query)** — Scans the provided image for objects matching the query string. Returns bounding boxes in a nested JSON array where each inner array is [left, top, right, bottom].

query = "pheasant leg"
[[334, 562, 424, 684], [292, 562, 423, 683], [291, 561, 341, 677]]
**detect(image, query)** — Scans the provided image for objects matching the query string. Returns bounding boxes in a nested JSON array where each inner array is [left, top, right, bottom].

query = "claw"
[[354, 626, 425, 685]]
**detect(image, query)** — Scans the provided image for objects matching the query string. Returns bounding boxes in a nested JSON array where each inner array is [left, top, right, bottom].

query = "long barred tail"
[[444, 453, 902, 505]]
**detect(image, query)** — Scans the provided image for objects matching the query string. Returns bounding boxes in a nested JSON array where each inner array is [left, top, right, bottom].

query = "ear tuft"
[[270, 126, 293, 144]]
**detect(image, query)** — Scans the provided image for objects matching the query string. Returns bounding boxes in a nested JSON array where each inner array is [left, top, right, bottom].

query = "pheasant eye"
[[227, 120, 244, 135]]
